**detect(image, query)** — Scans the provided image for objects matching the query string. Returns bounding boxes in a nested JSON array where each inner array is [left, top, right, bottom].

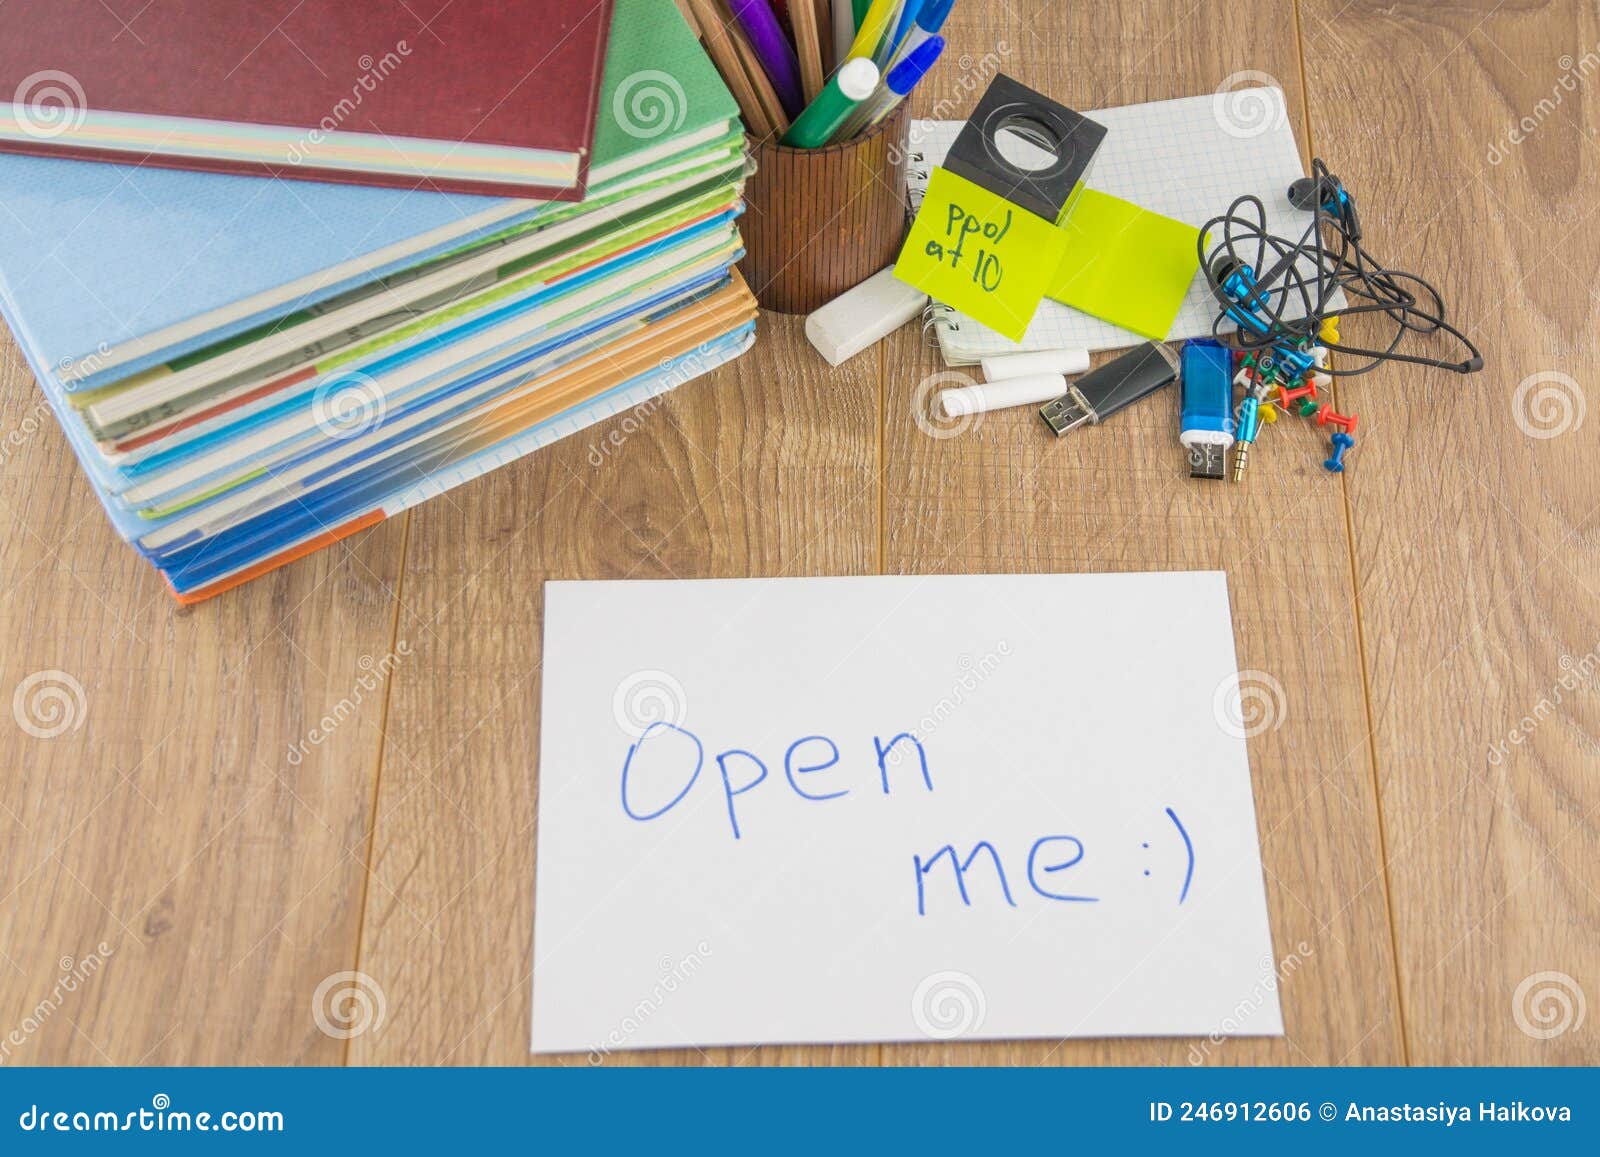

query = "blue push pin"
[[1324, 431, 1355, 473]]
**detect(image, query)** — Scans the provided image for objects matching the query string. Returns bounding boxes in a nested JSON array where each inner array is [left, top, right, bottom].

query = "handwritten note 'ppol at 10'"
[[893, 165, 1069, 341]]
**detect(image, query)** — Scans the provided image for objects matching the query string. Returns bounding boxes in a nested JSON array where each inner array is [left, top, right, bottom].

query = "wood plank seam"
[[1290, 0, 1412, 1066]]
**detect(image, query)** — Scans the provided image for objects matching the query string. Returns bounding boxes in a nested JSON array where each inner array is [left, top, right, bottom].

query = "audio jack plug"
[[1232, 387, 1266, 482]]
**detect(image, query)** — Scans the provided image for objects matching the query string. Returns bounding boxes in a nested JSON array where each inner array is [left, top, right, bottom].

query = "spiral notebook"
[[907, 87, 1330, 364]]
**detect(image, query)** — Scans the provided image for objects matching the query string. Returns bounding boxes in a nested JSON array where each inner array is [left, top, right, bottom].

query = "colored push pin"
[[1259, 402, 1278, 424], [1319, 317, 1341, 344], [1316, 407, 1359, 435], [1278, 381, 1318, 408], [1324, 431, 1355, 472]]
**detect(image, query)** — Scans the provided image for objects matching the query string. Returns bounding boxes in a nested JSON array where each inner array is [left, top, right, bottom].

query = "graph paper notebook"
[[908, 87, 1337, 364]]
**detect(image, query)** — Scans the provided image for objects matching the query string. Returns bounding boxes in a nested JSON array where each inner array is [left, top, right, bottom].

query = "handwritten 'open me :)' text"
[[617, 722, 1194, 916]]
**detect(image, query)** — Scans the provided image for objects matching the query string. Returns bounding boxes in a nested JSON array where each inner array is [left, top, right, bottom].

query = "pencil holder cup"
[[739, 105, 911, 315]]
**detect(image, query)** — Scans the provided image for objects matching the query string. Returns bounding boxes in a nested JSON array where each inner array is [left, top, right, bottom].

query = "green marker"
[[781, 59, 880, 149]]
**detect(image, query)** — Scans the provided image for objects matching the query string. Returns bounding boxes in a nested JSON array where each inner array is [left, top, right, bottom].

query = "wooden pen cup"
[[739, 105, 911, 315]]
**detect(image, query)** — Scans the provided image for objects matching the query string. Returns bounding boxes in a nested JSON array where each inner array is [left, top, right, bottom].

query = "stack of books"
[[0, 0, 757, 602]]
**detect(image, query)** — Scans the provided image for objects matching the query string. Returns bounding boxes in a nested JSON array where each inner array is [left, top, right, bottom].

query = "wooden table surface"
[[2, 0, 1595, 1066]]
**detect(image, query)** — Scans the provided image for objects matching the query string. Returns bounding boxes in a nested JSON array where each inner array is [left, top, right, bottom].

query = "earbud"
[[1287, 172, 1361, 240], [1285, 176, 1328, 211]]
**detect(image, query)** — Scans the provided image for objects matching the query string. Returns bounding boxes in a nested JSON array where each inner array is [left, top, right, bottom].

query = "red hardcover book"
[[0, 0, 614, 199]]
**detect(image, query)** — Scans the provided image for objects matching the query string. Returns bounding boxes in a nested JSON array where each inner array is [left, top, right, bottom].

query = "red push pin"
[[1316, 407, 1359, 435], [1278, 381, 1318, 407]]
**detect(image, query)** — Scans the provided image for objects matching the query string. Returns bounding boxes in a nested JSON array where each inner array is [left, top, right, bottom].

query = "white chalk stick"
[[939, 373, 1069, 418], [980, 348, 1091, 382]]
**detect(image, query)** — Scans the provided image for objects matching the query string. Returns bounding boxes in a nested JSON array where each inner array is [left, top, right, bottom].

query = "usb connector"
[[1039, 386, 1095, 435], [1039, 342, 1180, 438], [1188, 442, 1228, 480], [1179, 340, 1235, 481]]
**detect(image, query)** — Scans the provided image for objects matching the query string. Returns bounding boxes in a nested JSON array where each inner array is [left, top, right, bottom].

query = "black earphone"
[[1200, 158, 1483, 377]]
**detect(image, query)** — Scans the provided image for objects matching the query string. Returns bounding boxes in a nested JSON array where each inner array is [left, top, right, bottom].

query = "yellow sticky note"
[[894, 167, 1069, 341], [1047, 189, 1202, 341]]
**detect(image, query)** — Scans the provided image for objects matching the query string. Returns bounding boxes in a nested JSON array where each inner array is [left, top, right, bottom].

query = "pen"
[[832, 0, 857, 68], [730, 0, 806, 117], [845, 0, 896, 62], [837, 34, 942, 137], [886, 0, 923, 58], [888, 0, 955, 69], [781, 58, 879, 147]]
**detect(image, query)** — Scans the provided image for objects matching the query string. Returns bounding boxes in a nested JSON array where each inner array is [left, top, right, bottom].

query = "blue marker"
[[837, 34, 944, 137], [885, 0, 925, 57], [889, 0, 955, 67]]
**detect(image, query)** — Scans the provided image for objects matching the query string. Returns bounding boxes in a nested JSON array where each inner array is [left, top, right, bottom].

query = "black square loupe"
[[942, 74, 1108, 225]]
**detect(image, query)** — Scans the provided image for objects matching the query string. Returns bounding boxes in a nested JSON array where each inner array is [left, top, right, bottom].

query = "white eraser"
[[805, 266, 928, 367], [938, 373, 1068, 418], [980, 348, 1091, 381]]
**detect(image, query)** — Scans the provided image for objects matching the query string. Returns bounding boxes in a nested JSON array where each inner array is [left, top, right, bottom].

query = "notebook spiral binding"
[[908, 145, 956, 352]]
